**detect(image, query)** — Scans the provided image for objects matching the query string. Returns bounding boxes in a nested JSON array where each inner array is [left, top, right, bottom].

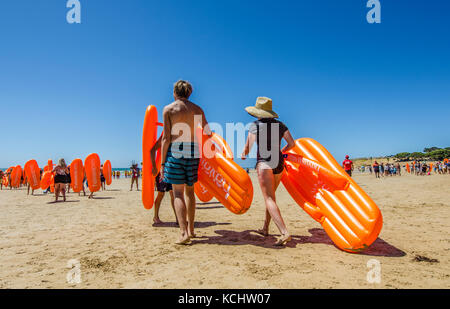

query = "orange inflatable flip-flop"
[[40, 171, 52, 190], [11, 165, 23, 188], [142, 105, 162, 210], [282, 138, 383, 253], [103, 160, 112, 186], [85, 153, 101, 193], [194, 182, 214, 203], [196, 127, 253, 215], [194, 129, 234, 204], [24, 160, 41, 190], [70, 159, 84, 193]]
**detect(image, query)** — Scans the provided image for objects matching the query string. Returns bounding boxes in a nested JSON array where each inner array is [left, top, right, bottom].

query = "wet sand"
[[0, 172, 448, 288]]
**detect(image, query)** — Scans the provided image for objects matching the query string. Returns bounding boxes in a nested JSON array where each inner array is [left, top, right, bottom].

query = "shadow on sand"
[[90, 197, 115, 200], [152, 221, 231, 229], [47, 200, 81, 204], [191, 228, 406, 256]]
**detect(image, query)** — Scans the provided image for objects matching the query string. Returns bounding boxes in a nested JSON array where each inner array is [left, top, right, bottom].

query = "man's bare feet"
[[274, 234, 291, 246], [153, 218, 163, 225]]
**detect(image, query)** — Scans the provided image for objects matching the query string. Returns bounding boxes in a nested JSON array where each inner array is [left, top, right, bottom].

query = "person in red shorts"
[[342, 155, 354, 177]]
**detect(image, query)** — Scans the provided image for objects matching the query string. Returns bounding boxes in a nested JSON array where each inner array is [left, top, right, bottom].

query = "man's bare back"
[[163, 99, 207, 143]]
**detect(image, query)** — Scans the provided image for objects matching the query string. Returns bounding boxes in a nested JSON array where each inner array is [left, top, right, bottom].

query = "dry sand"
[[0, 172, 449, 289]]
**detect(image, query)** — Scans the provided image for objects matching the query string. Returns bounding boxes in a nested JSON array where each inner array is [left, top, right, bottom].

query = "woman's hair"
[[173, 80, 193, 99], [59, 158, 67, 168]]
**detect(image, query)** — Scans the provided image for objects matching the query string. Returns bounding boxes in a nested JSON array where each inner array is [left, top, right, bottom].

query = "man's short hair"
[[174, 80, 193, 99]]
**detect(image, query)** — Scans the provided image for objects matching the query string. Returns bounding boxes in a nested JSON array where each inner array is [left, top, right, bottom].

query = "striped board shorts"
[[163, 142, 200, 186]]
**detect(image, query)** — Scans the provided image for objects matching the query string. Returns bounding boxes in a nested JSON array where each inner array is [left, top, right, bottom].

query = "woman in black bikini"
[[241, 97, 295, 246], [52, 159, 69, 202]]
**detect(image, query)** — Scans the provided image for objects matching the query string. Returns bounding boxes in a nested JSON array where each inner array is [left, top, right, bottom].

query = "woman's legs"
[[54, 183, 60, 202], [130, 178, 135, 191], [257, 165, 290, 245], [258, 171, 283, 236]]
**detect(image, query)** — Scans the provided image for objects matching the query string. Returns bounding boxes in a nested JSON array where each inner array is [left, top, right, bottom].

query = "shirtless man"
[[160, 80, 211, 245]]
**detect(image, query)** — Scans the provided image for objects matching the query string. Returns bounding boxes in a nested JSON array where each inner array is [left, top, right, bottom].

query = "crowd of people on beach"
[[359, 160, 449, 178], [0, 159, 110, 201]]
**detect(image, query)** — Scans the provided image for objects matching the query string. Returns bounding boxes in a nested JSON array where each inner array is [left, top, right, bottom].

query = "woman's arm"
[[151, 136, 162, 176], [241, 133, 256, 160], [281, 130, 295, 153]]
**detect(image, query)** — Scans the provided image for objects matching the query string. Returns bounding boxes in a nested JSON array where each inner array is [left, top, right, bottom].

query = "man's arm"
[[160, 107, 172, 177], [150, 136, 162, 176]]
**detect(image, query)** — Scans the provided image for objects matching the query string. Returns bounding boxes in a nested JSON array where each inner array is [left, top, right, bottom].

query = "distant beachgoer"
[[6, 169, 12, 190], [160, 80, 211, 244], [26, 176, 35, 195], [342, 155, 353, 177], [150, 135, 177, 225], [241, 97, 295, 246], [0, 170, 4, 190], [373, 161, 380, 178], [422, 163, 428, 175], [100, 164, 106, 191], [66, 166, 72, 193], [130, 164, 140, 191], [52, 159, 69, 202]]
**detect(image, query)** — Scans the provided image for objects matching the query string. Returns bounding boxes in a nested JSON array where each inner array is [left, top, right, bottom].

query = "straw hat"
[[245, 97, 279, 119]]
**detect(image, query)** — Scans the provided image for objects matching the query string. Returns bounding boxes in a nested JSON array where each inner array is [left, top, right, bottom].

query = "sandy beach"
[[0, 172, 448, 289]]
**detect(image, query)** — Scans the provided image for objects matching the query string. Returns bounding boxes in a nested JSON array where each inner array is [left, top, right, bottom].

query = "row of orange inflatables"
[[142, 105, 383, 253], [2, 155, 112, 193]]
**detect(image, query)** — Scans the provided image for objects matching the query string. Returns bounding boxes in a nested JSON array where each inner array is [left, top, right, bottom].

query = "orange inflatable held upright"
[[103, 160, 112, 186], [196, 127, 253, 215], [282, 138, 383, 253], [24, 160, 41, 190], [40, 171, 52, 190], [85, 153, 101, 193], [11, 165, 23, 188], [142, 105, 161, 210], [70, 159, 84, 193]]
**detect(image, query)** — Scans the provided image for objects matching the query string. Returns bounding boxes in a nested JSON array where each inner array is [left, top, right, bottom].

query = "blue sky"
[[0, 0, 449, 168]]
